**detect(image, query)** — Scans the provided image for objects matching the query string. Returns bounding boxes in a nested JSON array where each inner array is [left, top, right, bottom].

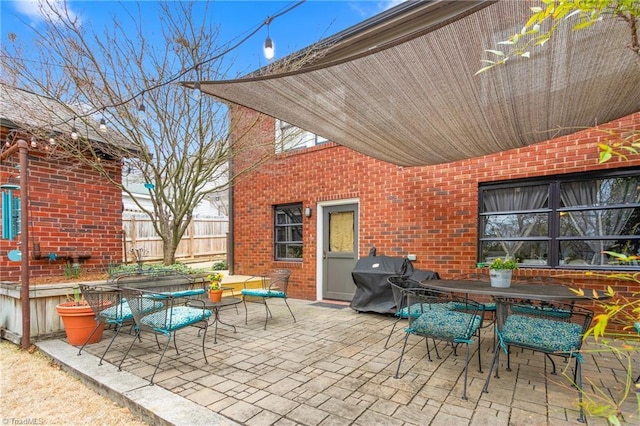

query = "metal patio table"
[[418, 279, 602, 323], [189, 294, 243, 344]]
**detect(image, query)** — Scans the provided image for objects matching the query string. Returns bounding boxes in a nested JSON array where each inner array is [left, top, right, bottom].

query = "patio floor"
[[38, 298, 638, 425]]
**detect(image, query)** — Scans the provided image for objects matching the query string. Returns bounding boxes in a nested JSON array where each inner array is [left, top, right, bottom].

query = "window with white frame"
[[478, 169, 640, 269], [275, 120, 328, 153], [274, 203, 303, 261]]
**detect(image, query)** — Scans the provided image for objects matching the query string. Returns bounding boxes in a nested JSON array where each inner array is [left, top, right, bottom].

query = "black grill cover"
[[350, 255, 414, 314]]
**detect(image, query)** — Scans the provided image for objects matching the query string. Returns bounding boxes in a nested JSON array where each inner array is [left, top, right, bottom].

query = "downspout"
[[0, 138, 31, 348], [227, 153, 234, 275], [18, 140, 30, 349]]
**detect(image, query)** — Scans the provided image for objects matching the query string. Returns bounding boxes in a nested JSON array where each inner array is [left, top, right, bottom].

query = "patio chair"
[[385, 275, 439, 348], [241, 269, 295, 330], [482, 300, 593, 422], [77, 283, 162, 365], [394, 290, 483, 400], [118, 286, 211, 385]]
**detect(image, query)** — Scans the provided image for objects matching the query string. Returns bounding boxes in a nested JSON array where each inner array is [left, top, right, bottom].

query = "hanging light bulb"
[[99, 116, 107, 132], [193, 81, 202, 101], [138, 100, 146, 113], [264, 17, 274, 61], [30, 136, 37, 148], [71, 116, 78, 140], [48, 131, 56, 145], [264, 36, 274, 60]]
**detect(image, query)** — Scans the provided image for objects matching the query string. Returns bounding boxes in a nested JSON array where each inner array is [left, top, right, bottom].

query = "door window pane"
[[329, 211, 354, 253]]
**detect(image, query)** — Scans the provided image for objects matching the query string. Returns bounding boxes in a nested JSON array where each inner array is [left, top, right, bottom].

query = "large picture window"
[[274, 204, 303, 261], [479, 170, 640, 269]]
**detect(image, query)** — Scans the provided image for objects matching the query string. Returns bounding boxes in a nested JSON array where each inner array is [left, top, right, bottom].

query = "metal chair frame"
[[77, 284, 136, 365], [109, 271, 210, 385], [241, 269, 296, 330], [394, 290, 483, 400], [482, 300, 593, 422]]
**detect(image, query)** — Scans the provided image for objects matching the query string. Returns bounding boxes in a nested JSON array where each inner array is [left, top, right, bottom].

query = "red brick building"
[[1, 85, 123, 283], [230, 110, 640, 302]]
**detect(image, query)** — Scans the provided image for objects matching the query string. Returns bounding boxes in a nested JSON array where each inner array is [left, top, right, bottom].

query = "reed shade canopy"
[[192, 0, 640, 167]]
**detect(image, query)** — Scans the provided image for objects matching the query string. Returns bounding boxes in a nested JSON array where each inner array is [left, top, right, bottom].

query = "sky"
[[1, 0, 404, 78]]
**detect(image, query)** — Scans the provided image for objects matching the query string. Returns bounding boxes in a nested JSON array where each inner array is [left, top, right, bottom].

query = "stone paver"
[[286, 404, 330, 425], [61, 298, 636, 426]]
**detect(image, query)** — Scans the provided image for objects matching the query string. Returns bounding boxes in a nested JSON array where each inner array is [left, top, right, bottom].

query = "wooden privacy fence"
[[123, 217, 228, 262]]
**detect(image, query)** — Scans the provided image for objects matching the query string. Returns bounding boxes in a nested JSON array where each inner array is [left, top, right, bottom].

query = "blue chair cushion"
[[500, 315, 583, 353], [481, 302, 496, 311], [448, 301, 496, 312], [241, 289, 286, 298], [141, 307, 212, 334], [409, 309, 482, 342], [511, 305, 572, 319], [397, 303, 447, 318], [100, 299, 164, 323], [156, 289, 205, 298]]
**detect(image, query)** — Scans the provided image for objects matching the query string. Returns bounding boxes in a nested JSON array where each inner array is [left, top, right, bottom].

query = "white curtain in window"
[[560, 178, 640, 264], [483, 186, 548, 258]]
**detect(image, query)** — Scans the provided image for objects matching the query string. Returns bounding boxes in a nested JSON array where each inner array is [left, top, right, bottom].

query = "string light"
[[4, 1, 306, 126], [193, 81, 201, 101], [264, 17, 274, 61], [71, 116, 78, 140], [138, 93, 146, 116]]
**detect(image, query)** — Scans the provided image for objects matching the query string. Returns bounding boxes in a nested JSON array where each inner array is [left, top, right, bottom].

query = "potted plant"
[[488, 257, 518, 288], [56, 286, 104, 345], [207, 272, 224, 302]]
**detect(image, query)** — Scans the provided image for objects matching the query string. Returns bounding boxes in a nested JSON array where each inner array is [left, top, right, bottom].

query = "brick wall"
[[0, 134, 123, 282], [232, 110, 640, 302]]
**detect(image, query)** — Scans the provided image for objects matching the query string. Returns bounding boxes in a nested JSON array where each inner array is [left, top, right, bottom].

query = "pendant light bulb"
[[264, 36, 274, 61], [99, 116, 107, 132], [71, 117, 78, 140], [193, 81, 202, 101], [263, 17, 274, 61], [48, 132, 56, 145], [30, 136, 37, 148]]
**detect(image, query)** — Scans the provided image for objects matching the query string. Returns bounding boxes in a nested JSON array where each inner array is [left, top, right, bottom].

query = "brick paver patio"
[[76, 298, 637, 425]]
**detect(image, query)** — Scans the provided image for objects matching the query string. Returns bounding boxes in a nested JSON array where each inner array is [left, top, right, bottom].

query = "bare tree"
[[1, 0, 285, 264]]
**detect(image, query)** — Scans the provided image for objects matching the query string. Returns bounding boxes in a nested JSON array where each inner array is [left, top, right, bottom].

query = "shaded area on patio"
[[41, 298, 639, 425]]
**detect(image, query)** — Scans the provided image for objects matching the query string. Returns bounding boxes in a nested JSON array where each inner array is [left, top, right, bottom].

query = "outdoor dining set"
[[76, 268, 296, 385], [75, 267, 599, 423], [388, 275, 596, 422]]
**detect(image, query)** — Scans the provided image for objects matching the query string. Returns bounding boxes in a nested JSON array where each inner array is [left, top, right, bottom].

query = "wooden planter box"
[[0, 282, 97, 344]]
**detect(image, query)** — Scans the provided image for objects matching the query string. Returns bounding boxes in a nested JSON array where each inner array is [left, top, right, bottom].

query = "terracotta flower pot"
[[56, 302, 104, 346], [209, 289, 223, 302]]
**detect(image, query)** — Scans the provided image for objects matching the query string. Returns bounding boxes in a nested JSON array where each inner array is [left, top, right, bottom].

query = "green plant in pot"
[[488, 257, 518, 288], [207, 272, 224, 302]]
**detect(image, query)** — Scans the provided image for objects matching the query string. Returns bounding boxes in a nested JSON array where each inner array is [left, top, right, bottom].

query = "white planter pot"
[[489, 269, 512, 288]]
